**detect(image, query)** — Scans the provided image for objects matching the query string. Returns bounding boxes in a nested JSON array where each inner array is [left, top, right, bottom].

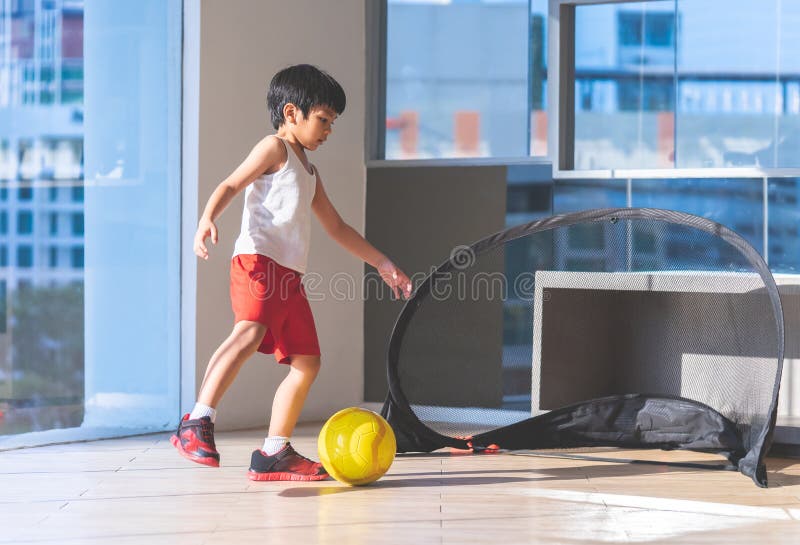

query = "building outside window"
[[0, 0, 181, 444], [384, 0, 547, 159], [70, 246, 82, 268], [70, 212, 83, 235], [17, 245, 33, 268], [16, 210, 33, 234]]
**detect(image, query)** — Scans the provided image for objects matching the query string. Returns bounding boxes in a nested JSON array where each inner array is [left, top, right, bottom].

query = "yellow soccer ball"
[[317, 407, 397, 486]]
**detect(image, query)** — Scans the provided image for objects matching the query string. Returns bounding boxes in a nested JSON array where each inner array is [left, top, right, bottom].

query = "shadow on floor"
[[279, 450, 800, 497]]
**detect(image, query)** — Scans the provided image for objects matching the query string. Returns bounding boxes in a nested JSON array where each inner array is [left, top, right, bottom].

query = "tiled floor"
[[3, 423, 800, 544]]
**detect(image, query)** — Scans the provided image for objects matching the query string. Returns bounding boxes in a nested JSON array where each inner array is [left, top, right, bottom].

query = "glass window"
[[571, 0, 800, 170], [552, 177, 765, 272], [70, 212, 83, 235], [17, 245, 33, 268], [18, 185, 33, 200], [530, 0, 548, 155], [17, 210, 33, 234], [618, 11, 675, 48], [0, 141, 11, 180], [0, 211, 7, 234], [70, 246, 82, 268], [0, 0, 181, 444], [768, 178, 800, 273], [53, 139, 83, 180], [0, 281, 6, 334], [676, 0, 798, 168], [574, 1, 675, 170], [385, 0, 545, 159], [631, 178, 764, 256], [553, 178, 628, 214]]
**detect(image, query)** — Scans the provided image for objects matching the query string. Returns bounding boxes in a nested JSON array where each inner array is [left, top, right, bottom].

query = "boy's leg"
[[197, 320, 268, 406], [267, 354, 321, 438], [172, 320, 267, 467], [248, 355, 327, 481]]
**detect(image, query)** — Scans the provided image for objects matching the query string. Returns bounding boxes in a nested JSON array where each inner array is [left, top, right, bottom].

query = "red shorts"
[[230, 254, 320, 364]]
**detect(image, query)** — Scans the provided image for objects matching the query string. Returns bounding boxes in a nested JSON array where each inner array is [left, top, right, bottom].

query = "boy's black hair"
[[267, 64, 346, 129]]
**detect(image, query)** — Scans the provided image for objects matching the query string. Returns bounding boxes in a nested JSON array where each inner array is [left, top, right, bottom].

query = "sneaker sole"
[[247, 469, 328, 482], [170, 435, 220, 468]]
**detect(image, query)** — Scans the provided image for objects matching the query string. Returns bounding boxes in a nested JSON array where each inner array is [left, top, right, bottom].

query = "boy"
[[171, 64, 412, 481]]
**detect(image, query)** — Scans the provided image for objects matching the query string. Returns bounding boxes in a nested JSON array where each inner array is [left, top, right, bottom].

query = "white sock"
[[262, 436, 288, 455], [189, 403, 217, 423]]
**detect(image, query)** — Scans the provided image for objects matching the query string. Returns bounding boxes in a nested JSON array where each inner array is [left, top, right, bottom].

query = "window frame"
[[368, 0, 551, 167]]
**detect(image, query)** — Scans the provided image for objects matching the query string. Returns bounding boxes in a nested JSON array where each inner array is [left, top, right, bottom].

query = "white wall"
[[187, 0, 366, 431]]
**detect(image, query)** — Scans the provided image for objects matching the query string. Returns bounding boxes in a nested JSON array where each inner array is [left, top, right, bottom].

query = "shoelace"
[[198, 420, 216, 448], [284, 444, 315, 464]]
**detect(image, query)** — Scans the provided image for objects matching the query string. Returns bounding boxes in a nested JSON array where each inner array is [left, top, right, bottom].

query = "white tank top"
[[232, 136, 317, 273]]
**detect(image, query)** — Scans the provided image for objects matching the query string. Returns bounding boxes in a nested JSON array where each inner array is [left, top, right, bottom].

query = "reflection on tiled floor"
[[2, 423, 800, 544]]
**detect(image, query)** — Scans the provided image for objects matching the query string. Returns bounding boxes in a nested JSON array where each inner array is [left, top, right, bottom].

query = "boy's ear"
[[283, 103, 297, 124]]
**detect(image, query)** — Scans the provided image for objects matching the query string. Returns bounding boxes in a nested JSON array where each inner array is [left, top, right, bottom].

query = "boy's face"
[[290, 105, 338, 151]]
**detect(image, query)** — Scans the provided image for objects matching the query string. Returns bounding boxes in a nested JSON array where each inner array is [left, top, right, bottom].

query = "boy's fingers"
[[210, 225, 218, 244]]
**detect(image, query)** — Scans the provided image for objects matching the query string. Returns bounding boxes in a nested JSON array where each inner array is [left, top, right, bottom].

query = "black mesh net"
[[382, 209, 784, 487]]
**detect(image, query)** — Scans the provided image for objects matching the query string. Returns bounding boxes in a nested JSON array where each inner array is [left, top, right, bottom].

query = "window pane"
[[0, 0, 181, 443], [768, 178, 800, 273], [386, 0, 530, 159], [70, 212, 83, 235], [676, 0, 790, 168], [530, 0, 548, 156], [70, 246, 82, 268], [17, 210, 33, 234], [631, 178, 764, 257], [573, 0, 800, 170], [0, 1, 87, 437], [79, 0, 181, 436], [553, 178, 628, 214], [574, 1, 676, 169], [17, 245, 33, 267], [18, 186, 33, 200]]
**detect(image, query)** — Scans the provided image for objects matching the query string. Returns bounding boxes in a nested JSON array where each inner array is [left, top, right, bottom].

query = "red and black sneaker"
[[170, 414, 220, 467], [247, 443, 328, 481]]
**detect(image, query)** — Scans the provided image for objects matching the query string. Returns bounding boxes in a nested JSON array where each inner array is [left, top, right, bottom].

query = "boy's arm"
[[194, 136, 285, 260], [311, 174, 412, 299]]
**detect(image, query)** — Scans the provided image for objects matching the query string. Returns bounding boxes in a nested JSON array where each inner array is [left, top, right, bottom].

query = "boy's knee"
[[292, 355, 321, 377], [233, 321, 266, 348]]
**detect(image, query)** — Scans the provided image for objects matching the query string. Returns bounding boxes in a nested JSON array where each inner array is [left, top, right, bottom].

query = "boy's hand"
[[376, 259, 413, 300], [194, 217, 218, 260]]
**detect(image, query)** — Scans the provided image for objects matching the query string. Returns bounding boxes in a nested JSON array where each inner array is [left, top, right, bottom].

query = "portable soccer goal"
[[381, 208, 784, 487]]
